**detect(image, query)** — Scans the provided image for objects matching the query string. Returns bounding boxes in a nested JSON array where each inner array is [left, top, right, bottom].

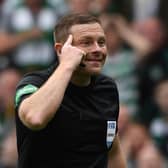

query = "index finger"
[[64, 34, 73, 46]]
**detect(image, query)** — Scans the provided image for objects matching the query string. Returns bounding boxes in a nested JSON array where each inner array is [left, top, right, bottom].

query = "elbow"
[[19, 109, 47, 131]]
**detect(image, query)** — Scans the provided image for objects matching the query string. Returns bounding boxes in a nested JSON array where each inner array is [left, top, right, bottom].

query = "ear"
[[54, 43, 62, 56]]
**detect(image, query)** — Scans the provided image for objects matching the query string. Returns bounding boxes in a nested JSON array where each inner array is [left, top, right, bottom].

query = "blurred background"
[[0, 0, 168, 167]]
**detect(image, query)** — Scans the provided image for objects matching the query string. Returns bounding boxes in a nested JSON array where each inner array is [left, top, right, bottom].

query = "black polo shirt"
[[15, 65, 119, 168]]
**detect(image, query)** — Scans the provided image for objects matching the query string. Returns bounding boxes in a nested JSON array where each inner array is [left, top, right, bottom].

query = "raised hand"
[[59, 34, 86, 70]]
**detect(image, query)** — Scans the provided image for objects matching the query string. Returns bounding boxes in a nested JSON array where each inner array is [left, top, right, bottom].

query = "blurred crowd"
[[0, 0, 168, 167]]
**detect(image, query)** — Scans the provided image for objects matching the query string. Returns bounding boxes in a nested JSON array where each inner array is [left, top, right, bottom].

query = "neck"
[[71, 72, 91, 86]]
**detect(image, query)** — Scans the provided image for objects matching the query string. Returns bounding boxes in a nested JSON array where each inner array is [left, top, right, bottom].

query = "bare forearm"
[[0, 30, 41, 53], [117, 25, 151, 58], [19, 34, 84, 130], [108, 136, 127, 168], [19, 64, 73, 130], [108, 148, 127, 168]]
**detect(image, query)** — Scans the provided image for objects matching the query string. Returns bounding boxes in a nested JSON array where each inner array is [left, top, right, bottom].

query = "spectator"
[[0, 68, 21, 168], [135, 144, 165, 168], [0, 0, 44, 70], [118, 105, 131, 138], [90, 0, 115, 16], [0, 68, 21, 135], [5, 0, 57, 73], [0, 128, 17, 168], [150, 78, 168, 159], [46, 0, 67, 17], [135, 17, 168, 127], [66, 0, 91, 14], [117, 104, 165, 167], [124, 123, 163, 167], [101, 14, 151, 115], [110, 0, 168, 25], [0, 68, 21, 117]]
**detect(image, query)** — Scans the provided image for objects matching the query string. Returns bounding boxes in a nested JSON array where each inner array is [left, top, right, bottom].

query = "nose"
[[92, 42, 102, 52]]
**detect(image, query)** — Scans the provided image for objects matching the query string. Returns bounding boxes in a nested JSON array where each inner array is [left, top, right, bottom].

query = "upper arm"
[[14, 78, 41, 130], [15, 84, 39, 108], [14, 73, 45, 108], [14, 74, 45, 125]]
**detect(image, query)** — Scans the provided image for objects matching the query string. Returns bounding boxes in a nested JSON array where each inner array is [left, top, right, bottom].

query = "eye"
[[80, 40, 92, 47], [98, 39, 106, 47]]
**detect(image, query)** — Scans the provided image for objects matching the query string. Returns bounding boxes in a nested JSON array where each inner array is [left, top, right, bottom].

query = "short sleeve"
[[14, 73, 45, 109], [15, 84, 38, 107]]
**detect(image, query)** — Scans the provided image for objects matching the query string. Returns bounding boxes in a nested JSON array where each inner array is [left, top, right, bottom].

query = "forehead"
[[70, 23, 105, 39]]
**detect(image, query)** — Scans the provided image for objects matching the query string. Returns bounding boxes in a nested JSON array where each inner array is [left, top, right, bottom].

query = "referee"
[[14, 13, 126, 168]]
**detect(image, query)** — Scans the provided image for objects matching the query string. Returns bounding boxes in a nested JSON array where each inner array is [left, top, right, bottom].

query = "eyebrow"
[[79, 35, 106, 41]]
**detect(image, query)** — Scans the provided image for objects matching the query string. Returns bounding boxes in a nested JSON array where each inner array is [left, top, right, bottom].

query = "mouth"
[[85, 58, 103, 62], [86, 58, 102, 61], [84, 59, 103, 67], [83, 53, 106, 67]]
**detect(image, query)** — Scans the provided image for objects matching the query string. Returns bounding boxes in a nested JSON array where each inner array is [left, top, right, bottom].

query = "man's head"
[[25, 0, 44, 13], [67, 0, 92, 14], [54, 14, 107, 76], [54, 13, 101, 44]]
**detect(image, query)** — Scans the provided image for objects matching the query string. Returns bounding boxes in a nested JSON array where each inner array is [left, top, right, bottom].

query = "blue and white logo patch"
[[106, 121, 116, 148]]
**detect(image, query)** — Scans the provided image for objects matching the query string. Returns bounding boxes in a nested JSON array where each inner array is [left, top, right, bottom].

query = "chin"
[[85, 67, 102, 75]]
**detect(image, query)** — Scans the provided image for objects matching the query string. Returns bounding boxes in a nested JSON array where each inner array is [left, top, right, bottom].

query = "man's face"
[[70, 23, 107, 75]]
